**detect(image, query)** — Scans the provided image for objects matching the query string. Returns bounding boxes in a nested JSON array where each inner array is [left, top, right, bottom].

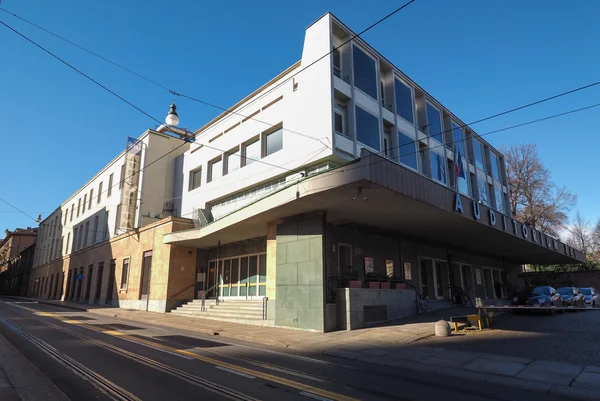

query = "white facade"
[[33, 130, 188, 268], [179, 13, 511, 226]]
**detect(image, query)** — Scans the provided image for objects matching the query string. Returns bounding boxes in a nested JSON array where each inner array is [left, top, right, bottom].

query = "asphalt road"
[[417, 309, 600, 366], [0, 300, 571, 401]]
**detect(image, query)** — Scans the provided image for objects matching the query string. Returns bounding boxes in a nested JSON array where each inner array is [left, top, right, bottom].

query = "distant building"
[[0, 227, 38, 295], [28, 13, 584, 331]]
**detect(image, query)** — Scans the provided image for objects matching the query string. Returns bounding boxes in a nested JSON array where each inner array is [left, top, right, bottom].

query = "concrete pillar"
[[266, 222, 277, 300], [275, 213, 325, 332]]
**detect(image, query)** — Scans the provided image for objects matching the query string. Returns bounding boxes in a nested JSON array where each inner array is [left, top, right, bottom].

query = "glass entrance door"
[[214, 253, 266, 299]]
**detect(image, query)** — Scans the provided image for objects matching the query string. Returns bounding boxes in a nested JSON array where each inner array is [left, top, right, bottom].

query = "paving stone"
[[462, 358, 525, 376], [584, 365, 600, 374], [420, 356, 472, 368], [480, 354, 534, 365], [322, 349, 359, 360], [516, 368, 573, 386], [527, 359, 584, 377], [572, 372, 600, 391], [550, 385, 600, 401], [439, 367, 491, 383], [0, 388, 20, 401], [487, 375, 552, 393]]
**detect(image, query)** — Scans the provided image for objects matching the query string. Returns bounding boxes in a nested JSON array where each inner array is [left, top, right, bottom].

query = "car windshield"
[[580, 288, 592, 295], [557, 288, 573, 296], [532, 287, 550, 295]]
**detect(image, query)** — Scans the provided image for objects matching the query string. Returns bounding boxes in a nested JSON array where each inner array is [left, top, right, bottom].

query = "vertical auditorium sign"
[[116, 137, 143, 233]]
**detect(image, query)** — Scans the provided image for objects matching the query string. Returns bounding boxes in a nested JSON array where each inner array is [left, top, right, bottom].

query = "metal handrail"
[[262, 297, 269, 320], [199, 284, 219, 312], [167, 283, 195, 300]]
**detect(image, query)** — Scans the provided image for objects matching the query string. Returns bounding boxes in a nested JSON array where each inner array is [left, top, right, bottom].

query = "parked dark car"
[[579, 287, 599, 306], [511, 286, 563, 313], [557, 287, 585, 307]]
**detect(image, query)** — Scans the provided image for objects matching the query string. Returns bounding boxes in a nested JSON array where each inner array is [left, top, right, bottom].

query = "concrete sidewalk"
[[0, 332, 69, 401], [12, 297, 600, 400]]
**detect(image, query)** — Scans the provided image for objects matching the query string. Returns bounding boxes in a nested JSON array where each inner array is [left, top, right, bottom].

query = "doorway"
[[95, 262, 104, 304], [418, 258, 449, 300], [338, 244, 352, 277], [106, 260, 115, 305], [483, 267, 504, 299], [140, 251, 152, 310], [85, 265, 93, 303]]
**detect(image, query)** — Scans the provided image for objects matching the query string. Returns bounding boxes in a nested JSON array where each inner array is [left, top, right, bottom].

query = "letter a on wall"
[[454, 193, 464, 214]]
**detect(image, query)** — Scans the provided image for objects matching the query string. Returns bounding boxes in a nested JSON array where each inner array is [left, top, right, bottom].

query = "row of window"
[[189, 125, 284, 191]]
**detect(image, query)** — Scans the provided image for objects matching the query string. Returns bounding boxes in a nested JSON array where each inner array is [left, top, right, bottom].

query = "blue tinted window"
[[490, 152, 501, 181], [398, 132, 417, 170], [430, 152, 446, 184], [473, 138, 484, 170], [394, 79, 413, 123], [452, 122, 465, 157], [495, 188, 504, 213], [478, 177, 488, 205], [355, 106, 380, 150], [426, 102, 443, 143], [353, 45, 378, 99]]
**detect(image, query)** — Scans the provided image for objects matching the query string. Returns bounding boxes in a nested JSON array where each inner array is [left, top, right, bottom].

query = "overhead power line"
[[3, 4, 600, 152], [0, 3, 418, 145], [0, 18, 304, 218]]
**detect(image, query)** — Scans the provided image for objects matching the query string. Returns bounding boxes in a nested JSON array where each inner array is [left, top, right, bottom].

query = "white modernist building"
[[29, 13, 583, 331]]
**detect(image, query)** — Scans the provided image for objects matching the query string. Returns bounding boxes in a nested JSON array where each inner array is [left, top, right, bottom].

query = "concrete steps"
[[170, 299, 273, 326]]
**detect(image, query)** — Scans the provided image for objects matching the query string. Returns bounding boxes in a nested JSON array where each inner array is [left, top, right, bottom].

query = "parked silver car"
[[579, 288, 599, 306]]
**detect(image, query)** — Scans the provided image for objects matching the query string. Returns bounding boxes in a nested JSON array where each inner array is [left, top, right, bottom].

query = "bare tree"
[[566, 211, 593, 258], [504, 144, 577, 237]]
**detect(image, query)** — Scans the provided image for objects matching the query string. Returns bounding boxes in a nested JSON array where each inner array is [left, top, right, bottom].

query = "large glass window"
[[394, 78, 413, 124], [426, 102, 443, 143], [353, 45, 378, 99], [452, 122, 469, 195], [209, 158, 222, 182], [398, 132, 417, 170], [452, 122, 465, 157], [355, 106, 380, 150], [490, 152, 501, 181], [264, 128, 283, 157], [243, 138, 260, 166], [472, 138, 485, 171], [430, 152, 446, 184], [189, 168, 202, 190], [494, 188, 504, 213], [226, 149, 240, 174], [477, 177, 488, 205]]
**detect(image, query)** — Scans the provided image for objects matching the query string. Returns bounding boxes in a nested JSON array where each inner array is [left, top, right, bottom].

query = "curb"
[[37, 301, 89, 312], [322, 350, 600, 401]]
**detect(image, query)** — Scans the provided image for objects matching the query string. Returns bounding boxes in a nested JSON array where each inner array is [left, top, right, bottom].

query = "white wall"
[[180, 15, 336, 221]]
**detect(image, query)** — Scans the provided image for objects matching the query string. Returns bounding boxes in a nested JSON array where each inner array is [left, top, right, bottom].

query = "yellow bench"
[[450, 314, 484, 332]]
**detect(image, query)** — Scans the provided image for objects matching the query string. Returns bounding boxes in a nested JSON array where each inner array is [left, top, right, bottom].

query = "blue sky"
[[1, 0, 599, 232]]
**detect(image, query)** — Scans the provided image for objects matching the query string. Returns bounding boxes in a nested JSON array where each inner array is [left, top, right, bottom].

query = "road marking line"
[[215, 366, 256, 379], [300, 391, 334, 401], [175, 349, 358, 401], [5, 302, 357, 401], [63, 320, 84, 324]]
